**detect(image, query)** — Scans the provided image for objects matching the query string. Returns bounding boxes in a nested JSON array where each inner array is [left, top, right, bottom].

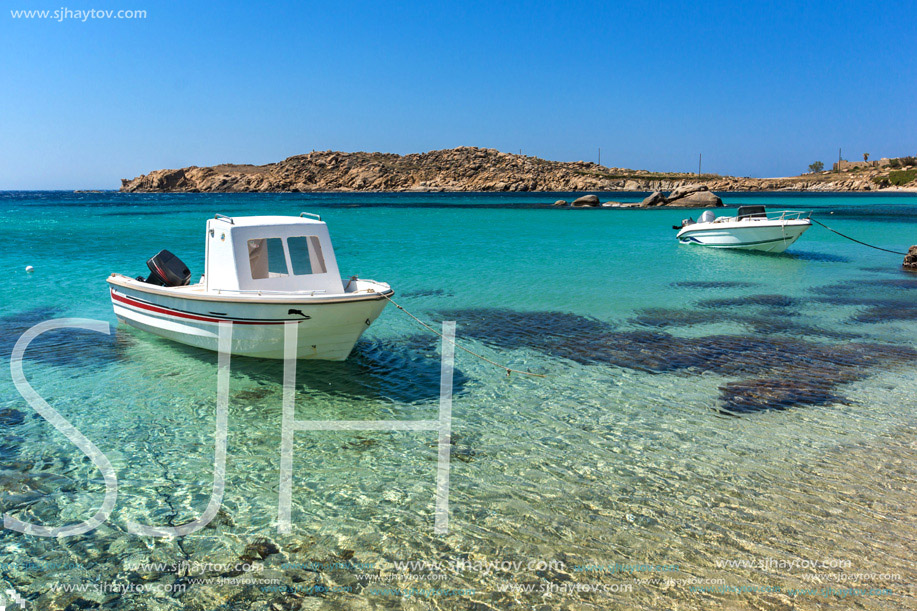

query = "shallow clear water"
[[1, 191, 916, 610]]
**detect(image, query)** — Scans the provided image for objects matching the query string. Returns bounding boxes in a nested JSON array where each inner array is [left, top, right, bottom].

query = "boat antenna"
[[379, 294, 547, 378]]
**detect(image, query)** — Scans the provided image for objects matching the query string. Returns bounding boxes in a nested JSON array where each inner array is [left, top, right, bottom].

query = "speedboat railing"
[[765, 210, 811, 221], [722, 210, 811, 222]]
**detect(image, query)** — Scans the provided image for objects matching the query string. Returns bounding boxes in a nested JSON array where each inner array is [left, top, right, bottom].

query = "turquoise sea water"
[[1, 191, 916, 610]]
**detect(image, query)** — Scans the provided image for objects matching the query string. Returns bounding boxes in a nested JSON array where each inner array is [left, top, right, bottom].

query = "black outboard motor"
[[142, 250, 191, 287], [673, 217, 695, 230]]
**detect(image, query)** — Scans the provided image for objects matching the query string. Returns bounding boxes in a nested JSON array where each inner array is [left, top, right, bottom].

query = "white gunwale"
[[106, 273, 393, 305]]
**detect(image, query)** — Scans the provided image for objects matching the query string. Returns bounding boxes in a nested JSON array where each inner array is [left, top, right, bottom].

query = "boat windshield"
[[247, 235, 329, 280], [736, 205, 766, 220], [248, 238, 289, 279], [288, 236, 327, 275]]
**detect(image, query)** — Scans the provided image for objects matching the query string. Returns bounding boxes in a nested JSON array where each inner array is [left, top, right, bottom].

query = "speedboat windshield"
[[736, 205, 766, 220]]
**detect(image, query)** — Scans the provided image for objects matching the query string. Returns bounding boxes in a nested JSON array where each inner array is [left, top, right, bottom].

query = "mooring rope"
[[380, 293, 547, 378], [811, 218, 908, 255]]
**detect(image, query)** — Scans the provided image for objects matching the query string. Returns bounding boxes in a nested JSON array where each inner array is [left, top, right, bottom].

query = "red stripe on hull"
[[111, 290, 289, 325]]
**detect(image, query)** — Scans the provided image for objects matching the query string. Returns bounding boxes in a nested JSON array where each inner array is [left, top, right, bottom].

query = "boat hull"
[[110, 285, 389, 360], [677, 220, 811, 253]]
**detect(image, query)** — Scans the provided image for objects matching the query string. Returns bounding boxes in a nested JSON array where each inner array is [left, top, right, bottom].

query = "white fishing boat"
[[107, 213, 393, 360], [675, 206, 812, 253]]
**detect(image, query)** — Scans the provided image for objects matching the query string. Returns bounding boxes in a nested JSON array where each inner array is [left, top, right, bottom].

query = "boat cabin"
[[204, 214, 344, 295]]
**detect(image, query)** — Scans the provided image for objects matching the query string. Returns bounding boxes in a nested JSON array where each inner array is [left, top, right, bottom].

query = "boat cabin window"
[[287, 236, 327, 275], [248, 238, 289, 279]]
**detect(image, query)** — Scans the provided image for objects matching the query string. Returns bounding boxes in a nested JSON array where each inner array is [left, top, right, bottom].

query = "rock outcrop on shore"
[[640, 191, 666, 206], [663, 184, 723, 207], [904, 246, 917, 271], [555, 184, 723, 208], [571, 194, 600, 207], [120, 147, 917, 193]]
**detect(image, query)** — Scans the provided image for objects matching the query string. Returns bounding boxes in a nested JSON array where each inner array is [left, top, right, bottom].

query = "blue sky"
[[1, 0, 915, 188]]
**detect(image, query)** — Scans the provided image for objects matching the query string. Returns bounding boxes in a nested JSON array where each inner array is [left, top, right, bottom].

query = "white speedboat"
[[675, 206, 812, 253], [107, 213, 392, 360]]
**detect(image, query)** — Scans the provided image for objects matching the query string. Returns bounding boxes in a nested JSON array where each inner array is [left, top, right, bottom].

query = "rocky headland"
[[120, 147, 917, 194]]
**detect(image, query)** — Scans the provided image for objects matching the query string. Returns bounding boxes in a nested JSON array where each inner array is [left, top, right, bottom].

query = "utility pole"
[[598, 148, 601, 167], [838, 148, 842, 162], [698, 153, 702, 175]]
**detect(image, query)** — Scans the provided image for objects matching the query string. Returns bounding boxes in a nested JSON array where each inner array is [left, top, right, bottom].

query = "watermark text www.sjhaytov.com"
[[10, 8, 147, 21]]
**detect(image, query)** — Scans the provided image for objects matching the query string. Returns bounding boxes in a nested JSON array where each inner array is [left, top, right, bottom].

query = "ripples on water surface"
[[1, 191, 916, 609]]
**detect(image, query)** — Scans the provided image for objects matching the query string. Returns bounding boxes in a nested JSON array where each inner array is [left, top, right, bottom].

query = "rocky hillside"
[[120, 147, 917, 193]]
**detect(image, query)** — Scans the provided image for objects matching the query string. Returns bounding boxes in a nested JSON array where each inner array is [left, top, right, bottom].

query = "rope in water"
[[379, 293, 547, 378], [811, 218, 908, 255]]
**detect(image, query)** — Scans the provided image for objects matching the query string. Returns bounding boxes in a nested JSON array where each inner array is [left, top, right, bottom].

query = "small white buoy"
[[25, 265, 34, 273]]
